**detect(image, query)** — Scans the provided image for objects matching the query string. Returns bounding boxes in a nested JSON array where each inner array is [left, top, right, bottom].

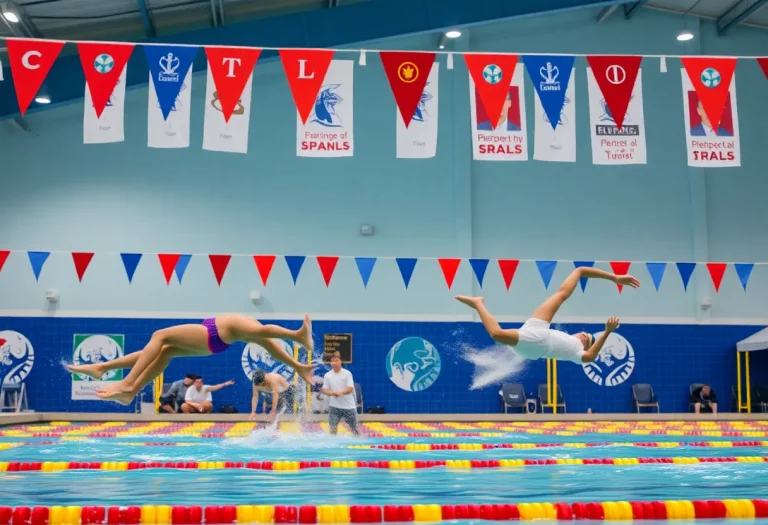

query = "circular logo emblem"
[[582, 332, 635, 387], [94, 54, 115, 74], [605, 65, 627, 85], [398, 62, 419, 83], [386, 337, 441, 392], [482, 64, 502, 84], [701, 68, 721, 89], [241, 340, 296, 382], [0, 330, 34, 384], [73, 335, 124, 381]]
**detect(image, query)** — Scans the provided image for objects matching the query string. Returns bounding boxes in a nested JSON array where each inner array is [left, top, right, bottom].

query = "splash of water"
[[462, 343, 528, 390]]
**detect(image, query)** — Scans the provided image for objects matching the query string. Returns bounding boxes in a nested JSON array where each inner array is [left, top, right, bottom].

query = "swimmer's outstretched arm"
[[582, 316, 620, 363]]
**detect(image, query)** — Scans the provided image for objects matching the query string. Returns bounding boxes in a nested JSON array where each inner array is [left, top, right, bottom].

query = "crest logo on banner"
[[280, 49, 335, 124], [6, 38, 65, 115], [586, 56, 642, 130], [386, 337, 441, 392], [464, 54, 520, 130], [77, 43, 134, 118], [396, 63, 439, 159], [144, 46, 199, 120], [681, 57, 738, 137], [380, 52, 436, 128], [0, 330, 34, 384], [205, 47, 261, 122], [582, 332, 635, 387]]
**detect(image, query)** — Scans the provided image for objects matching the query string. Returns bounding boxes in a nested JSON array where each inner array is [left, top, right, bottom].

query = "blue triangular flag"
[[676, 262, 696, 291], [573, 260, 595, 292], [285, 256, 306, 285], [645, 262, 667, 291], [522, 55, 575, 130], [396, 258, 418, 289], [469, 259, 490, 288], [144, 45, 199, 120], [734, 263, 754, 291], [354, 257, 377, 288], [27, 251, 50, 281], [120, 253, 142, 284], [536, 260, 557, 289], [175, 254, 192, 283]]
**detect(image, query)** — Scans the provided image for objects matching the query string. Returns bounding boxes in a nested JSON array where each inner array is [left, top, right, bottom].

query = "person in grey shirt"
[[159, 373, 196, 413]]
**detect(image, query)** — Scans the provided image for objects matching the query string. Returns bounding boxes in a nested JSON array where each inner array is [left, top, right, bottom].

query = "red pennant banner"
[[316, 256, 340, 287], [209, 254, 232, 286], [706, 262, 728, 293], [280, 49, 335, 124], [205, 47, 262, 123], [464, 54, 520, 130], [0, 250, 10, 273], [6, 38, 65, 115], [379, 51, 436, 128], [437, 259, 462, 289], [253, 255, 277, 286], [609, 261, 632, 293], [77, 42, 135, 118], [498, 259, 520, 291], [758, 58, 768, 80], [71, 252, 95, 282], [158, 254, 181, 285], [586, 55, 642, 130], [681, 57, 738, 132]]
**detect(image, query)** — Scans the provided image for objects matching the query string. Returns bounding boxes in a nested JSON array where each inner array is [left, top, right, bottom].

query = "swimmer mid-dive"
[[67, 314, 316, 405], [456, 267, 640, 364]]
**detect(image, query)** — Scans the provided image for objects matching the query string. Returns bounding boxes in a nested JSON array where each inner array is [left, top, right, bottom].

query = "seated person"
[[181, 376, 234, 414], [249, 370, 297, 421], [691, 384, 717, 414], [159, 373, 196, 413]]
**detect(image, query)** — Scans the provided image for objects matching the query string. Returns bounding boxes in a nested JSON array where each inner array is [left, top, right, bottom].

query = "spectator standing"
[[321, 352, 359, 436]]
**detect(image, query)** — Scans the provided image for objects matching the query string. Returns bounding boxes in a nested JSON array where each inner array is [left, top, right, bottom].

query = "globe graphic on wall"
[[386, 337, 441, 392]]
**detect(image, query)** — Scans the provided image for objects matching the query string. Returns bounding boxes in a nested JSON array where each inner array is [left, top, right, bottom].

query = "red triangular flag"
[[280, 49, 335, 124], [209, 254, 232, 286], [6, 38, 65, 115], [158, 254, 181, 285], [706, 262, 728, 293], [609, 261, 632, 293], [437, 258, 462, 289], [758, 58, 768, 80], [205, 47, 262, 123], [681, 57, 738, 132], [316, 256, 339, 287], [253, 255, 277, 286], [0, 250, 9, 272], [77, 42, 135, 118], [586, 55, 642, 130], [498, 259, 520, 291], [379, 51, 436, 128], [71, 252, 95, 282], [464, 54, 519, 130]]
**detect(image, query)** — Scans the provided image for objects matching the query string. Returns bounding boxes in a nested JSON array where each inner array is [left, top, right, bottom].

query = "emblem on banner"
[[310, 84, 344, 127], [398, 62, 418, 83], [158, 53, 181, 82], [605, 65, 626, 85], [482, 64, 502, 85], [211, 91, 244, 116], [412, 82, 433, 123], [539, 62, 560, 91], [94, 54, 114, 74], [701, 68, 721, 88]]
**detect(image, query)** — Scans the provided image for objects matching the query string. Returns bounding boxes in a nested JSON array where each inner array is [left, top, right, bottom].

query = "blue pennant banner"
[[645, 262, 667, 291], [676, 262, 696, 291], [536, 260, 557, 289], [175, 254, 192, 283], [27, 251, 50, 281], [354, 257, 377, 288], [573, 260, 595, 292], [522, 55, 575, 130], [734, 263, 754, 291], [144, 45, 199, 120], [396, 258, 418, 289], [120, 253, 142, 284], [285, 256, 306, 285], [469, 259, 490, 288]]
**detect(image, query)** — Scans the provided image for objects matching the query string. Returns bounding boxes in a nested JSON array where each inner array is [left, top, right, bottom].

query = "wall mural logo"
[[582, 332, 635, 387], [386, 337, 441, 392], [71, 334, 125, 400], [241, 341, 297, 382], [0, 331, 34, 384]]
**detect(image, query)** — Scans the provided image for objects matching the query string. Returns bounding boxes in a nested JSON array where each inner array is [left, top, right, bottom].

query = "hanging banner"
[[587, 68, 647, 165], [5, 38, 65, 115], [77, 43, 134, 118], [83, 67, 127, 144], [380, 51, 437, 128], [148, 68, 192, 148], [296, 59, 354, 157], [396, 62, 439, 159], [280, 49, 335, 124], [469, 66, 528, 161], [680, 68, 740, 168], [531, 62, 576, 163]]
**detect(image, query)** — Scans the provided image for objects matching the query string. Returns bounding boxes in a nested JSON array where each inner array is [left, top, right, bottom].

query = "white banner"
[[587, 68, 647, 165], [396, 63, 439, 159], [469, 66, 528, 161], [533, 68, 576, 163], [297, 59, 354, 157], [680, 69, 740, 168], [148, 69, 192, 149], [83, 68, 126, 144], [202, 68, 253, 154]]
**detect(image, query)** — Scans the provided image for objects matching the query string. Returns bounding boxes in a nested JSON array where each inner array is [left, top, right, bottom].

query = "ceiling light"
[[677, 29, 694, 41], [2, 11, 19, 23], [445, 30, 461, 39], [34, 95, 51, 104]]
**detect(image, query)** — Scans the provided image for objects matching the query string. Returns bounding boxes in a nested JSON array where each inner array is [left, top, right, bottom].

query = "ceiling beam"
[[623, 0, 647, 19], [136, 0, 157, 38], [595, 4, 618, 22], [717, 0, 768, 34]]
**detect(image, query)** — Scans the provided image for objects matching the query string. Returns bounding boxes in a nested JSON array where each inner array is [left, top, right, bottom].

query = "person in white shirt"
[[181, 376, 234, 414], [321, 352, 359, 435]]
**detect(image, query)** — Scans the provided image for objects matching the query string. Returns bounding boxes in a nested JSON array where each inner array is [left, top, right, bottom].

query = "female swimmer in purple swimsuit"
[[67, 314, 316, 406]]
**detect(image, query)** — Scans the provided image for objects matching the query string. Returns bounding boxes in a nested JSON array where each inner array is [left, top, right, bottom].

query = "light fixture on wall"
[[445, 29, 462, 39], [1, 11, 19, 23], [437, 33, 447, 50]]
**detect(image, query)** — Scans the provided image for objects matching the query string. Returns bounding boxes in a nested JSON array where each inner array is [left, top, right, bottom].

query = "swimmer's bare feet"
[[67, 363, 106, 380], [297, 314, 314, 352], [455, 295, 484, 309], [95, 388, 135, 406], [297, 363, 317, 384]]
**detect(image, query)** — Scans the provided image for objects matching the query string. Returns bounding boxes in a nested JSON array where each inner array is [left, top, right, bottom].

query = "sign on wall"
[[323, 333, 352, 363], [0, 330, 35, 385], [386, 337, 441, 392], [241, 340, 297, 382], [71, 334, 124, 400], [582, 332, 635, 387]]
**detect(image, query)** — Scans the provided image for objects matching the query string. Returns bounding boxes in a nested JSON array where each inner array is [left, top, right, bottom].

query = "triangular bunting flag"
[[734, 263, 754, 291], [536, 260, 557, 289], [573, 261, 595, 292], [498, 259, 520, 291], [676, 262, 696, 291], [144, 45, 199, 120], [6, 38, 65, 115], [27, 251, 50, 281], [758, 58, 768, 80], [706, 262, 727, 293], [522, 55, 575, 130], [158, 253, 181, 285], [609, 261, 632, 293], [681, 57, 738, 132], [316, 256, 340, 287], [77, 42, 135, 118], [279, 49, 335, 124], [586, 55, 642, 129], [379, 51, 436, 128], [209, 254, 232, 286], [645, 262, 667, 291], [175, 254, 192, 283], [437, 258, 462, 289], [253, 255, 277, 286], [285, 256, 306, 285], [71, 252, 95, 282], [120, 253, 142, 284], [354, 257, 377, 288], [469, 259, 489, 288], [464, 53, 520, 130], [205, 47, 262, 122], [0, 250, 10, 273], [395, 258, 418, 289]]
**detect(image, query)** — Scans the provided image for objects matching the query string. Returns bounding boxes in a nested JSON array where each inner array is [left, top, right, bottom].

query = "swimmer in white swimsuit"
[[456, 267, 640, 364]]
